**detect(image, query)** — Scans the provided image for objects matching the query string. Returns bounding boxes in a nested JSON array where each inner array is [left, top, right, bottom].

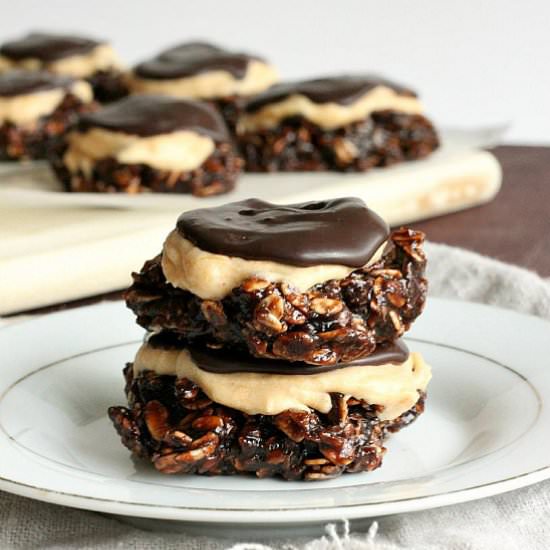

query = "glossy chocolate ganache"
[[0, 70, 76, 97], [148, 333, 410, 375], [0, 32, 100, 62], [246, 75, 416, 112], [134, 41, 259, 80], [191, 341, 410, 375], [176, 197, 389, 267], [76, 95, 229, 139]]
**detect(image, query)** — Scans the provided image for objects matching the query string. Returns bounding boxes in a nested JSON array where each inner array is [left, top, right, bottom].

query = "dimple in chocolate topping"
[[176, 197, 389, 267]]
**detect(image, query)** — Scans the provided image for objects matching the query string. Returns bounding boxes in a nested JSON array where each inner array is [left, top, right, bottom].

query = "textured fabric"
[[1, 243, 549, 550]]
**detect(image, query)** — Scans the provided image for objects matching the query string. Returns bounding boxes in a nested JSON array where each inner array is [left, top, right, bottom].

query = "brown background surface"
[[16, 145, 550, 315], [415, 145, 550, 277]]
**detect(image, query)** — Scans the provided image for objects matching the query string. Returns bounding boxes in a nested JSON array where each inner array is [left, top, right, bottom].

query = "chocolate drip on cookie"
[[246, 75, 416, 112], [147, 332, 409, 374], [0, 32, 100, 62], [190, 340, 409, 375], [76, 95, 229, 140], [176, 197, 389, 267], [0, 70, 75, 97], [134, 41, 258, 80]]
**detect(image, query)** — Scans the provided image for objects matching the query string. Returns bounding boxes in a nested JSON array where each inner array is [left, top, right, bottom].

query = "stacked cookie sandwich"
[[109, 197, 431, 480]]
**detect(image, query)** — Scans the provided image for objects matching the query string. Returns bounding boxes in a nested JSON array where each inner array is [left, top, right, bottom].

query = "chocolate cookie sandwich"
[[110, 197, 431, 480], [0, 70, 94, 161], [127, 198, 428, 363], [0, 32, 127, 103], [50, 95, 242, 195], [127, 42, 278, 132], [237, 75, 439, 172]]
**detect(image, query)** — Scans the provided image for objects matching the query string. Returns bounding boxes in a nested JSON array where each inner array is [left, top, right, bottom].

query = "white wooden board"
[[0, 135, 501, 314]]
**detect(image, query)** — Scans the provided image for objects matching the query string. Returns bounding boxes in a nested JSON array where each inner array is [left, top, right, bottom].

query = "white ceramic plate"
[[0, 297, 549, 526]]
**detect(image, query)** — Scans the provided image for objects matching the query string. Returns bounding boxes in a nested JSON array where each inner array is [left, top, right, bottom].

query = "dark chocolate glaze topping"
[[0, 70, 75, 97], [246, 75, 416, 112], [134, 41, 259, 81], [77, 95, 229, 140], [147, 333, 409, 375], [0, 32, 101, 62], [176, 197, 389, 267]]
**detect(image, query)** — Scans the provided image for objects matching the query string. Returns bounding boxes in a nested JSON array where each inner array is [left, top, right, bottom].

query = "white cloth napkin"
[[1, 243, 549, 549]]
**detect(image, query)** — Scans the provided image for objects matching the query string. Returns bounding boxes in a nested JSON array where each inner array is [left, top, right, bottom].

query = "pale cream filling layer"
[[161, 229, 387, 301], [238, 86, 424, 132], [0, 80, 93, 125], [63, 128, 216, 175], [133, 343, 431, 420], [127, 59, 278, 99], [0, 44, 123, 78]]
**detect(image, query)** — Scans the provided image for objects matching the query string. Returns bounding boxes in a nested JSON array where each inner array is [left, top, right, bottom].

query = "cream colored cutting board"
[[0, 147, 501, 314]]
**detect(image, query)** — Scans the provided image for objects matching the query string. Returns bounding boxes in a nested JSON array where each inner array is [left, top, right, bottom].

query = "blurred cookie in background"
[[50, 94, 242, 195], [237, 75, 439, 172], [0, 70, 94, 161], [127, 41, 278, 133], [0, 32, 128, 103]]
